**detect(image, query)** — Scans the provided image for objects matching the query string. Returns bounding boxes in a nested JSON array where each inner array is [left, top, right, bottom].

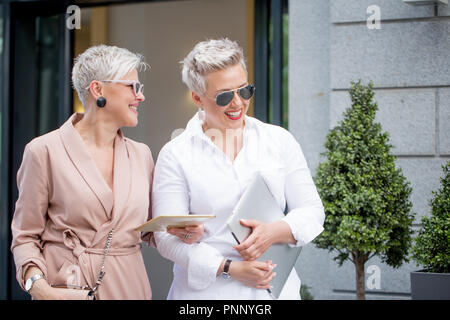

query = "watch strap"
[[26, 274, 45, 292], [223, 259, 232, 274], [221, 259, 232, 279]]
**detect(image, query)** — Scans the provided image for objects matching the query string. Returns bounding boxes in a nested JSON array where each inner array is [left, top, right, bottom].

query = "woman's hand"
[[28, 279, 53, 299], [29, 280, 68, 300], [25, 266, 92, 300], [31, 283, 92, 300], [228, 260, 276, 289], [24, 267, 58, 300], [51, 287, 94, 300], [233, 219, 296, 261], [167, 224, 204, 244]]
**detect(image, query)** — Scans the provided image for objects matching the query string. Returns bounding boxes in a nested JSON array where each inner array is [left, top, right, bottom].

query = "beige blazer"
[[11, 113, 153, 299]]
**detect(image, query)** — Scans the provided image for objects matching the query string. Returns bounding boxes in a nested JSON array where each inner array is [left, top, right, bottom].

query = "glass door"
[[7, 1, 72, 299], [0, 1, 7, 301]]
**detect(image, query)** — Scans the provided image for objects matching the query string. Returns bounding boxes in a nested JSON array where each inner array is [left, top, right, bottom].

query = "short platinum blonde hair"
[[181, 38, 247, 95], [72, 44, 148, 105]]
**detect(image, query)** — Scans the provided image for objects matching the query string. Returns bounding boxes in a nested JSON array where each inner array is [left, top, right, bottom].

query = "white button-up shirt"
[[152, 113, 325, 300]]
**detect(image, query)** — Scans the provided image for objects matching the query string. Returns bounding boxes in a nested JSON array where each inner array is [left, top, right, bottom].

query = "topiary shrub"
[[313, 80, 415, 300], [411, 161, 450, 274], [300, 284, 314, 300]]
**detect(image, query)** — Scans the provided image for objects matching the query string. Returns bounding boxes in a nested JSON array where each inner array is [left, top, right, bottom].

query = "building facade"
[[290, 0, 450, 299]]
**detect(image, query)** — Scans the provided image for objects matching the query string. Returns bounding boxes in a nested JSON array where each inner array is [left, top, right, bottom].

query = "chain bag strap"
[[87, 228, 114, 298]]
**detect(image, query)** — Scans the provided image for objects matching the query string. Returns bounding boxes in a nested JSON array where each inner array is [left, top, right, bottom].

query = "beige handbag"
[[50, 285, 93, 300]]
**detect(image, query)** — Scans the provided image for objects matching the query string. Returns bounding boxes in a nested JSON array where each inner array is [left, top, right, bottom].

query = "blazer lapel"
[[91, 129, 132, 247], [111, 130, 131, 223], [59, 113, 114, 217]]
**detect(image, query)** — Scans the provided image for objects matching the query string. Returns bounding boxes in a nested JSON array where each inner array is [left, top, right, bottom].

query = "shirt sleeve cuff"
[[282, 208, 325, 247], [187, 242, 224, 290]]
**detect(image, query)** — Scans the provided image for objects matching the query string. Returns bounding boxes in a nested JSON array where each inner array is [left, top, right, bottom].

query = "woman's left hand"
[[167, 224, 204, 244], [233, 220, 275, 261], [234, 219, 295, 261]]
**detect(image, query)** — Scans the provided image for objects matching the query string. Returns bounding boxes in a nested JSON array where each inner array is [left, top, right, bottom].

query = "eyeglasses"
[[213, 84, 255, 107], [102, 80, 144, 97], [85, 80, 144, 97]]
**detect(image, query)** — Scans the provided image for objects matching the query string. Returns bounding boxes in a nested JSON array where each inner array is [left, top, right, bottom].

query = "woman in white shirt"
[[152, 38, 325, 300]]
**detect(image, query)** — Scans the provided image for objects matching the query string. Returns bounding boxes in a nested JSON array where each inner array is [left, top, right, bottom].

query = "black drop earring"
[[96, 96, 107, 108]]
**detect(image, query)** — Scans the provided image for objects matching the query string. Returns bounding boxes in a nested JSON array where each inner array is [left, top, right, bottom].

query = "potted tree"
[[410, 161, 450, 300], [313, 80, 415, 300]]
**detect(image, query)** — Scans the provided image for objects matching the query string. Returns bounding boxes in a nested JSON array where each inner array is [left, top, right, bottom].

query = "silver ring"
[[185, 233, 191, 240]]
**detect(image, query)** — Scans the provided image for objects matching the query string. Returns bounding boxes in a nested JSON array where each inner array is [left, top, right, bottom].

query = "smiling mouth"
[[129, 105, 138, 113], [225, 109, 242, 120]]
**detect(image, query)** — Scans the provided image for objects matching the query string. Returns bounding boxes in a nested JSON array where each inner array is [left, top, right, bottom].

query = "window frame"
[[254, 0, 288, 128]]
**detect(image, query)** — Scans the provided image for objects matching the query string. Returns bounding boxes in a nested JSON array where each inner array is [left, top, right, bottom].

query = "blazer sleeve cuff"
[[12, 243, 48, 291], [17, 259, 48, 291]]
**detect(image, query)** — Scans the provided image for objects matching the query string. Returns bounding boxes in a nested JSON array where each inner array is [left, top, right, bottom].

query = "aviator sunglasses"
[[214, 84, 255, 107], [86, 80, 144, 97]]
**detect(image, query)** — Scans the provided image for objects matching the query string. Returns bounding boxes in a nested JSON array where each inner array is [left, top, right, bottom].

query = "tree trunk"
[[354, 251, 366, 300]]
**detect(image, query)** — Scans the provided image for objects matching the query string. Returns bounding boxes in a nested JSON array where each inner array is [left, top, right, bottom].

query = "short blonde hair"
[[181, 38, 247, 95], [72, 45, 148, 105]]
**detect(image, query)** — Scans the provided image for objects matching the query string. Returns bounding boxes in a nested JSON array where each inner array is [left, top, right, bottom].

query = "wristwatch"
[[221, 259, 232, 279], [25, 274, 45, 293]]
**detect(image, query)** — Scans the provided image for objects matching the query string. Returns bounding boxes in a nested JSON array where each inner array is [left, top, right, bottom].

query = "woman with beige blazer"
[[10, 45, 203, 300]]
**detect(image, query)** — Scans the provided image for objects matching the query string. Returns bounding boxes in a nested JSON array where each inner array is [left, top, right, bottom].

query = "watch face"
[[25, 279, 32, 291], [25, 274, 44, 292], [222, 272, 231, 280]]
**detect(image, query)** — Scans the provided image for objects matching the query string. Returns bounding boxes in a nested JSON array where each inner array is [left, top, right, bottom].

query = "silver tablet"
[[227, 172, 302, 299]]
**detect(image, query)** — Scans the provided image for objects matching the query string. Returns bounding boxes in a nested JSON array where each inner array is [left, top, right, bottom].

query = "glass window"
[[0, 2, 6, 301], [267, 0, 288, 129], [0, 4, 3, 166], [73, 6, 109, 113], [36, 15, 61, 135]]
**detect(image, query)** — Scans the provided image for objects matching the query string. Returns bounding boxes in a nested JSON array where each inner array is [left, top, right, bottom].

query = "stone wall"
[[289, 0, 450, 299]]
